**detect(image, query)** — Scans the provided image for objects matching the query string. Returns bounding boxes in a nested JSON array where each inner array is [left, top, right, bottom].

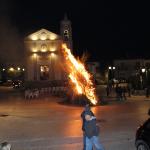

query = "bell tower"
[[60, 14, 73, 51]]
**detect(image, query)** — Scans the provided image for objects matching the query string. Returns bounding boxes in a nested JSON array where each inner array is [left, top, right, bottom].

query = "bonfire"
[[61, 44, 98, 105]]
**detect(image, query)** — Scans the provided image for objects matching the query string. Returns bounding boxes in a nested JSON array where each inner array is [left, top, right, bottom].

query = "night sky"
[[0, 0, 150, 62]]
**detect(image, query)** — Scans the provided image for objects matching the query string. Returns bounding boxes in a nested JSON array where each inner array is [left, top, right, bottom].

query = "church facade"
[[24, 15, 73, 81]]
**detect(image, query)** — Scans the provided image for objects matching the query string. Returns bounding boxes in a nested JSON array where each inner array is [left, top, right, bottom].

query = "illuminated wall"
[[24, 29, 65, 81]]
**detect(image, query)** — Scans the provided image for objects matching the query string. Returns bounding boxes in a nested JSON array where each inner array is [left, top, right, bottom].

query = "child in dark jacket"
[[84, 113, 105, 150], [81, 104, 95, 150]]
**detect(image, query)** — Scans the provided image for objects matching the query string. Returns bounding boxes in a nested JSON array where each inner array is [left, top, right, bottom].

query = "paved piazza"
[[0, 86, 150, 150]]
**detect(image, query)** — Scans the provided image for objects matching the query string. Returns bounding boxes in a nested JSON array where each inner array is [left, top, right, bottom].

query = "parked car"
[[12, 80, 22, 89], [135, 109, 150, 150]]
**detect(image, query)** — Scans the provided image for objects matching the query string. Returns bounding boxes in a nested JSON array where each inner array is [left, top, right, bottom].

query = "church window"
[[64, 30, 69, 37], [41, 44, 47, 52], [64, 30, 69, 41]]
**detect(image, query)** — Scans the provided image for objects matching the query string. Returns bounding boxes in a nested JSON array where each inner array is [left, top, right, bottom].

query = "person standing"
[[146, 86, 150, 98], [106, 85, 110, 97], [127, 83, 131, 97], [115, 84, 119, 100], [122, 86, 127, 100], [84, 113, 105, 150], [81, 104, 95, 150]]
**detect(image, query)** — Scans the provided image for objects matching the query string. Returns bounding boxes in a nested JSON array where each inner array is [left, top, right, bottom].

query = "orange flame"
[[62, 43, 98, 105]]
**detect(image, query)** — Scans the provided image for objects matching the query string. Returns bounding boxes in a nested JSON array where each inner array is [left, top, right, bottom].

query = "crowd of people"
[[106, 81, 150, 100], [106, 83, 131, 101]]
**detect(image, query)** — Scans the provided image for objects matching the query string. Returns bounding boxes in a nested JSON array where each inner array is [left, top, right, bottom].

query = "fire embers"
[[61, 44, 98, 105]]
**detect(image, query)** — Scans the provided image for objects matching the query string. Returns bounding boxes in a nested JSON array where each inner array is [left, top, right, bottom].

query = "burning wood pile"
[[61, 44, 98, 105]]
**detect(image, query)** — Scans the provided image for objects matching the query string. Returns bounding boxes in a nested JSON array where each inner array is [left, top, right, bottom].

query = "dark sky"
[[1, 0, 150, 62]]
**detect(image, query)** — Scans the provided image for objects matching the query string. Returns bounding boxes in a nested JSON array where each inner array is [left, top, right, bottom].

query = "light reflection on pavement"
[[0, 86, 150, 150]]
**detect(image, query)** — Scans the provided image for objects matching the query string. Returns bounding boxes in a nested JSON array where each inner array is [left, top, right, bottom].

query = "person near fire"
[[84, 112, 105, 150], [81, 104, 95, 150]]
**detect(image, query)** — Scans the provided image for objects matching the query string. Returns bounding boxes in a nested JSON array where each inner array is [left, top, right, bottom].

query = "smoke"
[[0, 0, 24, 66]]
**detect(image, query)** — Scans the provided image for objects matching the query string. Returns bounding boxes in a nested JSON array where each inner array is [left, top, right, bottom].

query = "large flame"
[[62, 43, 98, 105]]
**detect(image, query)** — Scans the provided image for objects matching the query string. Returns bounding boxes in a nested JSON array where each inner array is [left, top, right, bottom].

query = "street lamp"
[[141, 68, 146, 89], [113, 67, 116, 70], [9, 67, 14, 72], [142, 68, 146, 73], [108, 66, 116, 81], [17, 67, 21, 71]]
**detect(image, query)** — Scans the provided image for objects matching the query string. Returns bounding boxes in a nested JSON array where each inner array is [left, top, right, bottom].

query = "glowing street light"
[[142, 68, 146, 73], [108, 66, 116, 81], [9, 67, 14, 72], [2, 68, 5, 71], [17, 67, 21, 71], [108, 66, 115, 70]]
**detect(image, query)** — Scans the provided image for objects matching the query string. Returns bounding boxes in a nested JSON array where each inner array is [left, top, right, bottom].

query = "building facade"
[[24, 15, 73, 81], [114, 59, 150, 80]]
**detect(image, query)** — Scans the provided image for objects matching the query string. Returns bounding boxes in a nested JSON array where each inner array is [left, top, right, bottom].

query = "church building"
[[24, 15, 73, 81]]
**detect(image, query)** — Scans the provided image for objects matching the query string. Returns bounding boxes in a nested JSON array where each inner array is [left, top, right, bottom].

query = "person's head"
[[84, 104, 90, 111], [0, 142, 11, 150]]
